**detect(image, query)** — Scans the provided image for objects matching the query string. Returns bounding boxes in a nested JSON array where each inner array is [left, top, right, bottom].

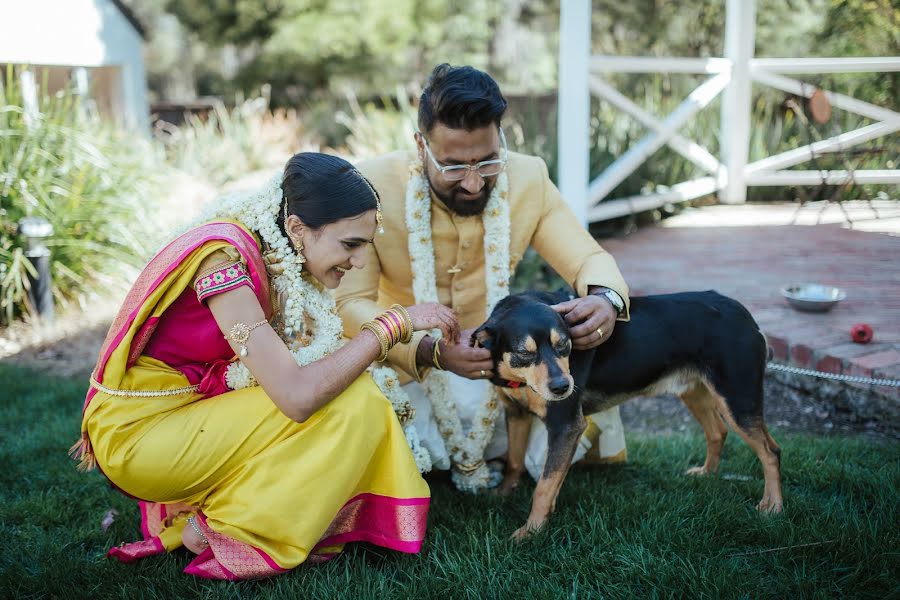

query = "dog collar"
[[492, 377, 524, 389]]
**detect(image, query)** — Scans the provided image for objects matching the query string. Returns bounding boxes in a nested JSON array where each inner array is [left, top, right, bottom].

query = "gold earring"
[[291, 235, 306, 267]]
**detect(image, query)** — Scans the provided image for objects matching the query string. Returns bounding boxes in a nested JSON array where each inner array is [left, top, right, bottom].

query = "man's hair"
[[418, 64, 508, 134]]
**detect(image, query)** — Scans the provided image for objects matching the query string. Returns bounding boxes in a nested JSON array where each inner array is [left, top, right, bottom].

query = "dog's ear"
[[470, 323, 495, 350]]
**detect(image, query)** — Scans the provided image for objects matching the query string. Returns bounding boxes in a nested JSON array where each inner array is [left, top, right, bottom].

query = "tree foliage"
[[165, 0, 285, 46]]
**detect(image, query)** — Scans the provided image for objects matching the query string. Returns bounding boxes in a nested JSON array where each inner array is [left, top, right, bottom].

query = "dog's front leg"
[[496, 397, 531, 496], [513, 396, 585, 541]]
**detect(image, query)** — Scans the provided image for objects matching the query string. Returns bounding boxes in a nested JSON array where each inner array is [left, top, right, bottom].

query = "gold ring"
[[480, 369, 486, 378], [596, 327, 604, 338]]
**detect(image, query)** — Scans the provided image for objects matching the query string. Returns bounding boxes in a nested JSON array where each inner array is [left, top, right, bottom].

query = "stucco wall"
[[0, 0, 148, 130]]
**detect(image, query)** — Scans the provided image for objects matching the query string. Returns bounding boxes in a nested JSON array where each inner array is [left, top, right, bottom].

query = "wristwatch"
[[598, 288, 625, 316]]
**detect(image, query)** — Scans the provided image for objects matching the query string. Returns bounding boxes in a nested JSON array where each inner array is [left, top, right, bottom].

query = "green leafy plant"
[[0, 66, 165, 324]]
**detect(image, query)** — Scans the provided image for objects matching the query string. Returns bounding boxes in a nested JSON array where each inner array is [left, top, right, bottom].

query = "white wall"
[[0, 0, 149, 131]]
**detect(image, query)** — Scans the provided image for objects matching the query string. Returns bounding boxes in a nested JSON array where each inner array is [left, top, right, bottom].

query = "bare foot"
[[182, 518, 209, 554]]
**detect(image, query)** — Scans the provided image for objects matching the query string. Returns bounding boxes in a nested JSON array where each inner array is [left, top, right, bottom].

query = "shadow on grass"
[[1, 364, 897, 599]]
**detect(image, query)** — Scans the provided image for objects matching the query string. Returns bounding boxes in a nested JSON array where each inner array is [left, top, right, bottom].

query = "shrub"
[[0, 67, 165, 324]]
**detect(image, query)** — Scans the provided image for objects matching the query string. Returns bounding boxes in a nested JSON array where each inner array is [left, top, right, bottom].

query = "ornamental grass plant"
[[154, 89, 307, 187], [0, 67, 166, 325]]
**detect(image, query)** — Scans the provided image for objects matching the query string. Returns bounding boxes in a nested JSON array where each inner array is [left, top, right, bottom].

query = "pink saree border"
[[107, 536, 165, 564], [83, 222, 270, 414], [183, 512, 287, 580], [180, 493, 430, 580], [314, 493, 430, 555]]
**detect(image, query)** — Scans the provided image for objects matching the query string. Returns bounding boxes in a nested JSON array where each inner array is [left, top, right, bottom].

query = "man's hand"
[[437, 327, 494, 379], [551, 295, 617, 350]]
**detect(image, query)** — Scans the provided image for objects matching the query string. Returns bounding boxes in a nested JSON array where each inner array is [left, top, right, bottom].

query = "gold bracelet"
[[389, 304, 414, 343], [226, 320, 268, 357], [361, 321, 391, 361], [431, 337, 443, 370]]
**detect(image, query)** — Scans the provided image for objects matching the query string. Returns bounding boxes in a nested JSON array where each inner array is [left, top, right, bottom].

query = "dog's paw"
[[685, 465, 713, 476], [510, 521, 544, 542], [756, 496, 784, 514], [493, 477, 520, 497]]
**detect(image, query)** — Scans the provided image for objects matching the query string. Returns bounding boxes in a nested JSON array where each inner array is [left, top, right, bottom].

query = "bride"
[[73, 152, 458, 579]]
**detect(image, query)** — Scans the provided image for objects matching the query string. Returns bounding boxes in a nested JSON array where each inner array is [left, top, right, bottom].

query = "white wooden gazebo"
[[557, 0, 900, 223]]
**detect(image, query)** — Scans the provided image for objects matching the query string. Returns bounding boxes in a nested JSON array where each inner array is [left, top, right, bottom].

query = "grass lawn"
[[1, 363, 898, 599]]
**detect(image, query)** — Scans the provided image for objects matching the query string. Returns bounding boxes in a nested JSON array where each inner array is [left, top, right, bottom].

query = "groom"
[[335, 63, 630, 484]]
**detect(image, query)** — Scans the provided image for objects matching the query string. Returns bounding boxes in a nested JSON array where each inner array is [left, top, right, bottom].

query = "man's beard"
[[426, 173, 494, 217]]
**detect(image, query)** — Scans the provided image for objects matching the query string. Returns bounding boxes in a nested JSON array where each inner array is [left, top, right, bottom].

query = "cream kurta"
[[335, 150, 629, 472]]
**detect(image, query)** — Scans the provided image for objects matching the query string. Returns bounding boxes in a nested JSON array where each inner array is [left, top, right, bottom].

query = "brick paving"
[[599, 202, 900, 401]]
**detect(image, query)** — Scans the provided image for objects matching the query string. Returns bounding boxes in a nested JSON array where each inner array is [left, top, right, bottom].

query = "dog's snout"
[[549, 377, 570, 396]]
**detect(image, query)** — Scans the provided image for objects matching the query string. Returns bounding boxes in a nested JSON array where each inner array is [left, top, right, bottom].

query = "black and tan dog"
[[472, 290, 783, 540]]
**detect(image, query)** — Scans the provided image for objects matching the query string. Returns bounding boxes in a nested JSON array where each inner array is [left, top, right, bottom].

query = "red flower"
[[850, 324, 873, 344]]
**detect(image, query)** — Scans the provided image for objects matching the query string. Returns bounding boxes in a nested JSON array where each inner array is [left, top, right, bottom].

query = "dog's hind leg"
[[496, 398, 532, 496], [680, 379, 729, 476], [712, 390, 784, 514]]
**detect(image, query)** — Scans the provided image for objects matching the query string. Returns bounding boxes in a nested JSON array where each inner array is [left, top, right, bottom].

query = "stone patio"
[[600, 200, 900, 403]]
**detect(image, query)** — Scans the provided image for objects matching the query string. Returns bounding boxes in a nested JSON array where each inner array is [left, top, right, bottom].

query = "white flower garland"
[[187, 172, 430, 473], [404, 161, 511, 492]]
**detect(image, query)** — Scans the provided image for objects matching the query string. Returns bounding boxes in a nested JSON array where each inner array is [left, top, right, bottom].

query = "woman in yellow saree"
[[73, 153, 458, 579]]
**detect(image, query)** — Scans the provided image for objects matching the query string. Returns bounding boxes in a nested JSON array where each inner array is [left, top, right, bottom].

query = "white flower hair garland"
[[404, 160, 511, 492], [187, 172, 430, 473]]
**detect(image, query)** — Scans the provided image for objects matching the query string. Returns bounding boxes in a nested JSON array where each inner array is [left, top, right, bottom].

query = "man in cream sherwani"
[[336, 64, 630, 485]]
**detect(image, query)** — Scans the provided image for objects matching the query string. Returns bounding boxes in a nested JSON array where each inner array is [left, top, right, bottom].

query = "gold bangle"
[[226, 320, 268, 357], [361, 321, 391, 361], [377, 314, 402, 346], [389, 304, 414, 343], [361, 323, 389, 361], [373, 315, 394, 345], [431, 337, 443, 370]]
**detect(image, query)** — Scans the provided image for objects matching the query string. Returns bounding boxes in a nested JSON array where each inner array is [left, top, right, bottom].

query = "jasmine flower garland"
[[404, 160, 510, 492], [186, 172, 430, 472]]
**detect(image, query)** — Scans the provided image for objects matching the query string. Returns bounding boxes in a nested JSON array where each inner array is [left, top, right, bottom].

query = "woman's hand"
[[405, 303, 459, 344]]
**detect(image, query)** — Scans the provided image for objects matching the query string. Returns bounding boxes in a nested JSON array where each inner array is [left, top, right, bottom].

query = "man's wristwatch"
[[597, 287, 625, 316]]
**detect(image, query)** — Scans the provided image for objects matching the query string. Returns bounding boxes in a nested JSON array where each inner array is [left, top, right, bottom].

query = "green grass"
[[1, 363, 898, 600]]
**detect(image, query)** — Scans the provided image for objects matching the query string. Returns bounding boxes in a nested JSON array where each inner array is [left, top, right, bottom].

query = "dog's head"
[[472, 294, 574, 401]]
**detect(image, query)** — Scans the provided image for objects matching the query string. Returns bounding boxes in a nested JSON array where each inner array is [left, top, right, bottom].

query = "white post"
[[73, 67, 89, 97], [719, 0, 756, 204], [557, 0, 592, 224], [19, 68, 39, 130]]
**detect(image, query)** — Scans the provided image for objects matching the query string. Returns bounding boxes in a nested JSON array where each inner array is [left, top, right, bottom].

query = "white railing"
[[557, 0, 900, 224]]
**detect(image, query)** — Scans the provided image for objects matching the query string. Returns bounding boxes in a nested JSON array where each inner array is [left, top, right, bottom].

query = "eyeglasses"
[[418, 128, 508, 182]]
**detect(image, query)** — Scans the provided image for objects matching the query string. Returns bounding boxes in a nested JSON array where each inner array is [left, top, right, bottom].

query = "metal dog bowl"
[[781, 283, 846, 312]]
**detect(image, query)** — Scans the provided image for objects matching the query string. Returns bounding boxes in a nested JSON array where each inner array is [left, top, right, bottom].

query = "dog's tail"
[[760, 331, 774, 362]]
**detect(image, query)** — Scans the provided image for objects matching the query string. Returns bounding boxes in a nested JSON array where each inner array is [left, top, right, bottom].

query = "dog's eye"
[[556, 341, 572, 355], [515, 351, 536, 361]]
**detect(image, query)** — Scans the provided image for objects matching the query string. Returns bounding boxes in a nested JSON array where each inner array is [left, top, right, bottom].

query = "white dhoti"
[[403, 374, 627, 482]]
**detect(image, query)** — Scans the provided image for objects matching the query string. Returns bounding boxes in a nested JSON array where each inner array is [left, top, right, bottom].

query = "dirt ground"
[[620, 378, 898, 440], [3, 317, 896, 440]]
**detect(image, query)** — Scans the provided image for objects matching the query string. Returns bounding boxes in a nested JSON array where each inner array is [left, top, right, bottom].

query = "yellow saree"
[[75, 220, 430, 579]]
